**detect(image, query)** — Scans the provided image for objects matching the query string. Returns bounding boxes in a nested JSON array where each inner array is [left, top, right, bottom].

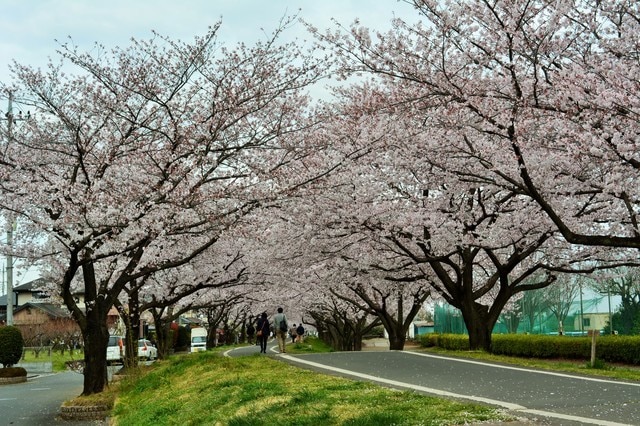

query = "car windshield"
[[192, 336, 206, 343], [108, 336, 121, 346]]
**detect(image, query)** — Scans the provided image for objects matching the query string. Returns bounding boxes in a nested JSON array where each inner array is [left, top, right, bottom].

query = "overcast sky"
[[0, 0, 417, 285], [0, 0, 417, 87]]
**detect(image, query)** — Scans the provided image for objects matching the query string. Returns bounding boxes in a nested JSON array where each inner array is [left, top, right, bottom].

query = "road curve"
[[269, 351, 640, 426]]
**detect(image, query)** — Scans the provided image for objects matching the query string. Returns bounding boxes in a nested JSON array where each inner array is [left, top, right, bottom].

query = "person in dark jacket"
[[256, 312, 270, 353]]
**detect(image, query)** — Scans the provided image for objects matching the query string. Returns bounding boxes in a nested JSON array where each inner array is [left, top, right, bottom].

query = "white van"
[[190, 328, 207, 353], [106, 335, 125, 364]]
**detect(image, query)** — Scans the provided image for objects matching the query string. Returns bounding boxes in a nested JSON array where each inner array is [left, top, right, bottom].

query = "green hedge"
[[419, 333, 469, 351], [0, 326, 24, 367], [420, 333, 640, 365]]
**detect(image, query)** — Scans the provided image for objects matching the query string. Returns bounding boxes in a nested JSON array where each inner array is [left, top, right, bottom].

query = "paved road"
[[0, 371, 88, 425], [267, 350, 640, 426], [0, 365, 123, 426]]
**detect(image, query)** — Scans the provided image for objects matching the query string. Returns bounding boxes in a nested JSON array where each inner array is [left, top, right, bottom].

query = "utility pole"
[[3, 91, 25, 326], [4, 92, 15, 325]]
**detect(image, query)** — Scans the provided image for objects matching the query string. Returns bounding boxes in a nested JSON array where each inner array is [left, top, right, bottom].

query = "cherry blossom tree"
[[307, 295, 381, 351], [314, 0, 640, 250], [542, 274, 581, 335], [116, 247, 248, 366], [306, 0, 640, 349], [0, 18, 329, 394]]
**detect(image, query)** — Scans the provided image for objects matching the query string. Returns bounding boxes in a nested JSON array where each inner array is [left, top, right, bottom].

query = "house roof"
[[13, 302, 70, 319], [12, 277, 50, 293], [0, 293, 16, 306]]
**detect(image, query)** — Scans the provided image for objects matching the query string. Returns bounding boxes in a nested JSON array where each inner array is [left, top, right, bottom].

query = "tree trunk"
[[352, 332, 363, 351], [119, 289, 141, 368], [155, 321, 171, 359], [459, 302, 493, 351], [64, 260, 113, 396], [80, 310, 110, 395], [388, 330, 406, 350]]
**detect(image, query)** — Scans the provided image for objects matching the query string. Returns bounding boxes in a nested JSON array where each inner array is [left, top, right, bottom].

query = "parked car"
[[106, 335, 124, 364], [138, 339, 158, 360]]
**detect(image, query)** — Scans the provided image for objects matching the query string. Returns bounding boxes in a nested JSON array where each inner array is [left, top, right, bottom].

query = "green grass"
[[286, 336, 334, 354], [111, 350, 508, 426], [20, 348, 84, 372], [70, 337, 640, 425]]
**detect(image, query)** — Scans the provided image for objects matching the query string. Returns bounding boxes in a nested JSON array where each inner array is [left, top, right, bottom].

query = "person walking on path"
[[273, 307, 288, 353], [295, 323, 305, 343], [289, 324, 297, 343], [256, 312, 270, 353]]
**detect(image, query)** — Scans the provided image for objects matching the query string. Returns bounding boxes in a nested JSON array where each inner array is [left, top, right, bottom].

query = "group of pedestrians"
[[246, 307, 305, 354]]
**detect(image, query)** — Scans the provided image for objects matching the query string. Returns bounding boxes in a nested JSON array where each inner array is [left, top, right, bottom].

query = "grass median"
[[110, 341, 509, 425]]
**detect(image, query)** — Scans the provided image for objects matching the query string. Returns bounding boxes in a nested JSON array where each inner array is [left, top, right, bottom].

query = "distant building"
[[412, 321, 435, 337]]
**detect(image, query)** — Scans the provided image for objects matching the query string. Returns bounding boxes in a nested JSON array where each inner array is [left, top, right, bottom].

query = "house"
[[1, 278, 111, 334], [12, 302, 80, 346], [572, 312, 611, 333], [2, 277, 147, 339], [412, 321, 435, 337]]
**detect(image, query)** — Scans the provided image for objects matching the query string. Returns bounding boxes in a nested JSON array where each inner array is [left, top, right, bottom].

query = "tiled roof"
[[13, 302, 71, 318]]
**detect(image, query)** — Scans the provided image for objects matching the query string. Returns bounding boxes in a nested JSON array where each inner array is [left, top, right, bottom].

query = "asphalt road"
[[6, 344, 638, 425], [0, 371, 85, 425], [0, 365, 122, 426], [268, 350, 640, 426]]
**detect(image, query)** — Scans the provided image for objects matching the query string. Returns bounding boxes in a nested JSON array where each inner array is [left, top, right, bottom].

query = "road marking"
[[280, 354, 524, 409], [520, 409, 633, 426], [0, 398, 17, 401], [280, 354, 634, 426], [404, 351, 640, 387], [31, 388, 51, 391]]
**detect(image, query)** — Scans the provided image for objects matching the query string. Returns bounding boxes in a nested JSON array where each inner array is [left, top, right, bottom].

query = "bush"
[[0, 366, 27, 378], [419, 334, 439, 347], [0, 326, 24, 367], [419, 334, 469, 350], [421, 333, 640, 365]]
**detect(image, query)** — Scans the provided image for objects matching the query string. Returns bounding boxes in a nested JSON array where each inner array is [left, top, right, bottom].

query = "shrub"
[[422, 333, 640, 365], [420, 334, 470, 350], [597, 336, 640, 364], [419, 333, 439, 347], [0, 366, 27, 378], [0, 326, 24, 367]]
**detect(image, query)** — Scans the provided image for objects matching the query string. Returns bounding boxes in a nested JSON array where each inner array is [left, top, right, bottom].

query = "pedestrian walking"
[[256, 312, 270, 353], [273, 307, 288, 353], [289, 324, 297, 343], [296, 323, 305, 343]]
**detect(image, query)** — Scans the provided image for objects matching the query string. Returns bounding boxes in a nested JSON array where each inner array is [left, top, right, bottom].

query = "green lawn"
[[111, 349, 508, 426], [62, 336, 640, 425], [21, 347, 84, 372]]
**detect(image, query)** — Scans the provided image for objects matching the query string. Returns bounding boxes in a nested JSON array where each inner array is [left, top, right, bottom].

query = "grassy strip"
[[284, 336, 334, 354], [420, 347, 640, 382], [20, 348, 84, 372], [111, 350, 509, 426]]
